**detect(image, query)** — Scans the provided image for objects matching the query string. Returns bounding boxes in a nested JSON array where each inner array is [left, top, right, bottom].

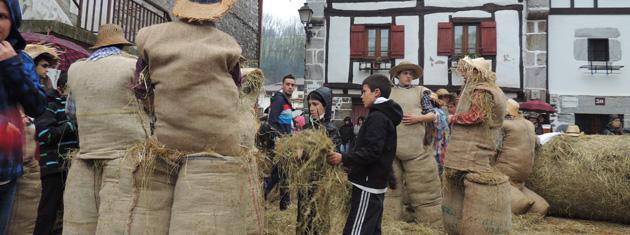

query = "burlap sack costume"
[[129, 1, 263, 233], [63, 24, 149, 235], [495, 99, 548, 216], [7, 124, 41, 235], [442, 57, 510, 235], [385, 62, 442, 228]]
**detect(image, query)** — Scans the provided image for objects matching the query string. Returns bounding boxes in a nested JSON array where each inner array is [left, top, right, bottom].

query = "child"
[[327, 74, 402, 235], [297, 86, 341, 234]]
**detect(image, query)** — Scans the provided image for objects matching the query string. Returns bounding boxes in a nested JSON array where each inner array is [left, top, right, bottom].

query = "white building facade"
[[305, 0, 528, 122], [548, 0, 630, 134]]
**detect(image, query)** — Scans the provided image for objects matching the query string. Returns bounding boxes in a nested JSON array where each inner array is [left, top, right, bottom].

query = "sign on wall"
[[595, 97, 606, 106]]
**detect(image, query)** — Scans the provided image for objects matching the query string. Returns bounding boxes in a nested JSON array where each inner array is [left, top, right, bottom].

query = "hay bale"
[[274, 129, 350, 234], [528, 135, 630, 224]]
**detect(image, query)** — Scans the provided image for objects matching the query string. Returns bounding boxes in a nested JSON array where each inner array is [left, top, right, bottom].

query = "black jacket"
[[34, 89, 79, 176], [339, 123, 355, 144], [342, 99, 402, 190]]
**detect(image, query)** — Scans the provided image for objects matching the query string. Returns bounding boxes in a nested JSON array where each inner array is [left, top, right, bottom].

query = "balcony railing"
[[75, 0, 171, 42]]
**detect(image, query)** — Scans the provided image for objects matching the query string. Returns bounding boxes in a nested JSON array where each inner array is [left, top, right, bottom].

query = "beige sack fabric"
[[136, 21, 243, 156], [462, 172, 511, 235], [63, 157, 134, 234], [495, 118, 537, 184], [168, 153, 261, 234], [67, 54, 149, 160], [442, 170, 466, 235], [384, 160, 405, 220], [444, 86, 506, 173], [7, 161, 41, 235], [510, 183, 534, 215], [127, 154, 178, 235], [63, 158, 99, 234], [522, 187, 549, 216], [389, 86, 430, 161], [403, 152, 443, 228]]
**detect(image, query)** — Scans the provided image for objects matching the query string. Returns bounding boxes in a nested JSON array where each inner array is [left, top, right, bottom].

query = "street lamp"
[[298, 3, 314, 42]]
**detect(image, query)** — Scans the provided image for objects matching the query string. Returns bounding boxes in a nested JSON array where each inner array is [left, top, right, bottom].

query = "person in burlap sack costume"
[[495, 99, 549, 216], [62, 24, 150, 234], [385, 61, 443, 228], [442, 57, 511, 235], [131, 0, 262, 234]]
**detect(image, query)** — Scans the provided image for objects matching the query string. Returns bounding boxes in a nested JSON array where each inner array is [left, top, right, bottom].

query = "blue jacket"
[[0, 0, 47, 181], [268, 91, 293, 134]]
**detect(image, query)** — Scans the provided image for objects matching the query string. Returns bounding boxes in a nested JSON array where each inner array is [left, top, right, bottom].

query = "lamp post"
[[298, 3, 314, 42]]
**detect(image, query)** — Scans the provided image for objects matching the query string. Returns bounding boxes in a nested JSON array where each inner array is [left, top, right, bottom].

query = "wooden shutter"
[[437, 22, 454, 56], [350, 25, 366, 58], [480, 21, 497, 56], [390, 24, 405, 58]]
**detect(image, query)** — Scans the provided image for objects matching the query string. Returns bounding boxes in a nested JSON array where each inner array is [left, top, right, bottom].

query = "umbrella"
[[519, 100, 556, 113], [21, 32, 90, 71]]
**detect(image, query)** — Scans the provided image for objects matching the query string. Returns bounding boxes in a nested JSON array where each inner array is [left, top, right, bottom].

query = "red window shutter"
[[480, 21, 497, 56], [350, 25, 366, 58], [437, 22, 454, 56], [390, 24, 405, 58]]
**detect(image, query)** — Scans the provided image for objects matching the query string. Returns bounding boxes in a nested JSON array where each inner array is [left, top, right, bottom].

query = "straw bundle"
[[273, 129, 350, 234], [528, 135, 630, 224]]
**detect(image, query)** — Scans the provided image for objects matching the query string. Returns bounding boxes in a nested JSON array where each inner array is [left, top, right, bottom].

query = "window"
[[454, 25, 479, 55], [438, 21, 496, 56], [367, 28, 389, 57], [350, 24, 404, 59], [588, 39, 609, 61]]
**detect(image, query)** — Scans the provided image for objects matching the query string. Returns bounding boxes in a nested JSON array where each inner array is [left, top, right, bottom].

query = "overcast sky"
[[263, 0, 305, 20]]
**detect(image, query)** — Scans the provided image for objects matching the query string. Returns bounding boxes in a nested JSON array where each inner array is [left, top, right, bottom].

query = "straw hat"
[[172, 0, 237, 22], [506, 99, 520, 117], [436, 88, 454, 98], [456, 56, 495, 81], [24, 44, 60, 63], [390, 61, 423, 80], [565, 125, 583, 137], [90, 24, 132, 49]]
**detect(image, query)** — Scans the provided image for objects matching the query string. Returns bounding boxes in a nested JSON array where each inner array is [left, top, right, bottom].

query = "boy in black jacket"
[[327, 74, 402, 235]]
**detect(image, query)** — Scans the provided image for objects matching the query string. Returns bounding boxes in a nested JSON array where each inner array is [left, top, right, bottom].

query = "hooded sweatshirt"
[[0, 0, 47, 181], [342, 98, 403, 190], [304, 87, 341, 150]]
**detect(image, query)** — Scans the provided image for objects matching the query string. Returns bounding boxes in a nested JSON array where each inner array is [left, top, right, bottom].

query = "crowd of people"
[[0, 0, 625, 234]]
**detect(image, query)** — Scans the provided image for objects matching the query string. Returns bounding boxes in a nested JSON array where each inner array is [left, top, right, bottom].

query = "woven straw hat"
[[390, 61, 423, 80], [172, 0, 237, 22], [436, 88, 454, 98], [565, 125, 583, 137], [90, 24, 132, 49], [456, 56, 495, 81], [506, 99, 520, 117], [25, 44, 60, 63]]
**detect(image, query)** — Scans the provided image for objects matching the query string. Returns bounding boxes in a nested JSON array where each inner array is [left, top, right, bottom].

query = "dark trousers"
[[343, 185, 384, 235], [264, 164, 290, 210], [34, 172, 66, 235]]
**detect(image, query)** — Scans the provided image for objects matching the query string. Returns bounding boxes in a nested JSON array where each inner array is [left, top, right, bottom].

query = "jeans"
[[264, 164, 290, 210], [0, 179, 18, 234], [340, 143, 351, 153]]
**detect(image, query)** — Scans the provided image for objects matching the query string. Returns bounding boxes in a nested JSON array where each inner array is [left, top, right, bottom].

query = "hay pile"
[[528, 135, 630, 224], [273, 129, 349, 234], [512, 214, 630, 235]]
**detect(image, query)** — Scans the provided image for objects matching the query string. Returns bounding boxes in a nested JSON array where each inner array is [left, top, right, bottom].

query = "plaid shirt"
[[88, 46, 122, 61]]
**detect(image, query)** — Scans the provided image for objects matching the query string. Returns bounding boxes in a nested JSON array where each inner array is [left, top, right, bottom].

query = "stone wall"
[[216, 0, 260, 66], [524, 0, 549, 101]]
